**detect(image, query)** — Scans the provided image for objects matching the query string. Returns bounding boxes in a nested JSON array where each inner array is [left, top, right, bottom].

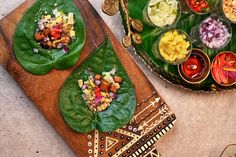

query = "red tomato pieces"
[[187, 0, 209, 13]]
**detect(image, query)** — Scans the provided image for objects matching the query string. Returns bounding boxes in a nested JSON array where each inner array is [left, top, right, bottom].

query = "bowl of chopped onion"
[[190, 14, 232, 50]]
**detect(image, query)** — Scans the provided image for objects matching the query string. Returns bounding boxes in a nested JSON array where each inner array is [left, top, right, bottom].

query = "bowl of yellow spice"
[[152, 29, 192, 65]]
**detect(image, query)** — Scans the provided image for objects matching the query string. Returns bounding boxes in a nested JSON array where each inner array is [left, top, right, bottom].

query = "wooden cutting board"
[[0, 0, 176, 156]]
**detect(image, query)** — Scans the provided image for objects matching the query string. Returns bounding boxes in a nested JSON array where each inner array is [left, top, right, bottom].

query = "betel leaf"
[[121, 0, 236, 91], [13, 0, 85, 75], [59, 38, 136, 133]]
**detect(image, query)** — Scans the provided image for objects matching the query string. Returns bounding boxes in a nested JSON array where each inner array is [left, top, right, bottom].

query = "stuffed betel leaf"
[[13, 0, 85, 75], [59, 38, 136, 133]]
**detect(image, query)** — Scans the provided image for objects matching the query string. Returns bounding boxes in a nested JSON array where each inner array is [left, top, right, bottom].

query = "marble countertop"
[[0, 1, 236, 157]]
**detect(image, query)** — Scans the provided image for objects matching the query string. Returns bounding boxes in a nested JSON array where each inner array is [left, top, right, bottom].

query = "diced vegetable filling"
[[34, 8, 75, 53], [78, 68, 123, 112]]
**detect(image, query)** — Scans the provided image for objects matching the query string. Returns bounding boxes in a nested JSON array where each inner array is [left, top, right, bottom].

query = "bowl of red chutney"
[[178, 48, 211, 84]]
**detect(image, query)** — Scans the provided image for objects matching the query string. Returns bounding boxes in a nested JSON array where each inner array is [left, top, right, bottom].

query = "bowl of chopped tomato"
[[186, 0, 218, 15]]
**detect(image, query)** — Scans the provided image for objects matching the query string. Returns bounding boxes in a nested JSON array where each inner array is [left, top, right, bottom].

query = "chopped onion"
[[82, 84, 88, 90], [33, 48, 39, 53], [110, 68, 117, 75], [95, 96, 103, 104], [95, 80, 101, 86], [57, 43, 63, 49], [62, 46, 69, 54], [89, 75, 95, 82], [199, 16, 230, 49], [109, 92, 117, 99]]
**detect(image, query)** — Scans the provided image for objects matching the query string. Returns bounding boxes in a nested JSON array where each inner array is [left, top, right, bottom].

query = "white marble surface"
[[0, 0, 25, 20], [1, 0, 236, 157]]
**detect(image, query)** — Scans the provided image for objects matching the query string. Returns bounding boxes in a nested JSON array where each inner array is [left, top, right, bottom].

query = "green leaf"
[[121, 0, 236, 91], [13, 0, 86, 75], [59, 38, 136, 133]]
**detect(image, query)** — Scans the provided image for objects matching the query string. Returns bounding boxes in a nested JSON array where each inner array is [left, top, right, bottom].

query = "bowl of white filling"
[[143, 0, 181, 28]]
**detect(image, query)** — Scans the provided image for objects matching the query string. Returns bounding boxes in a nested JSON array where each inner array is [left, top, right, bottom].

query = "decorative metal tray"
[[120, 0, 236, 92]]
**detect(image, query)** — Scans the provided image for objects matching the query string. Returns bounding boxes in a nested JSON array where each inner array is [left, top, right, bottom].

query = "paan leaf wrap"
[[59, 38, 136, 133], [13, 0, 86, 75]]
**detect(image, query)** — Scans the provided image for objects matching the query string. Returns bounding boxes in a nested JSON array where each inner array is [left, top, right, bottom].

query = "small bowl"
[[221, 0, 236, 24], [211, 51, 236, 87], [190, 14, 232, 50], [152, 29, 192, 65], [178, 48, 211, 84], [186, 0, 218, 15], [143, 0, 182, 29]]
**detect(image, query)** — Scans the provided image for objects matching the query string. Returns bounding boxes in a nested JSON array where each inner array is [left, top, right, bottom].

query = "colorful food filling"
[[222, 0, 236, 23], [187, 0, 210, 13], [34, 8, 75, 53], [212, 52, 236, 86], [147, 0, 179, 27], [157, 29, 191, 63], [199, 16, 231, 49], [78, 69, 123, 112]]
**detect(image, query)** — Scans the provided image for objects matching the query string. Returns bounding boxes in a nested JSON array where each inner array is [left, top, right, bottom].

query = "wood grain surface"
[[0, 0, 176, 156]]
